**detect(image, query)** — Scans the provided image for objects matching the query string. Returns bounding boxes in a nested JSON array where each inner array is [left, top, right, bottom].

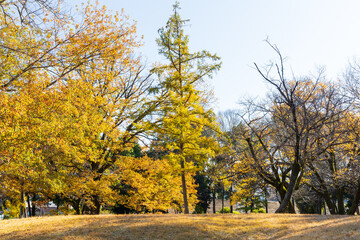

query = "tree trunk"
[[276, 163, 301, 213], [336, 187, 345, 214], [310, 175, 337, 214], [20, 190, 26, 218], [212, 189, 216, 214], [32, 202, 36, 216], [27, 194, 31, 217], [221, 186, 224, 211], [92, 195, 101, 215], [180, 158, 189, 214], [265, 198, 268, 213], [288, 199, 296, 213], [317, 199, 322, 215], [321, 192, 337, 214], [250, 197, 254, 212], [275, 187, 294, 213], [181, 172, 189, 214], [229, 186, 233, 213], [347, 181, 360, 215]]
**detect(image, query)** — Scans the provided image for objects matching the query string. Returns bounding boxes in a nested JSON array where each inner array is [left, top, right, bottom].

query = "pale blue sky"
[[79, 1, 360, 111]]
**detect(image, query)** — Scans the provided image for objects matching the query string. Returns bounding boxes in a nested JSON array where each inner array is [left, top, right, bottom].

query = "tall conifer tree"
[[154, 2, 221, 214]]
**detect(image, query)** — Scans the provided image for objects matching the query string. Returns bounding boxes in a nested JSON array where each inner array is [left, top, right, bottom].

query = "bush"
[[217, 208, 240, 214], [100, 209, 112, 215], [193, 204, 205, 214], [218, 207, 231, 213], [252, 208, 266, 213]]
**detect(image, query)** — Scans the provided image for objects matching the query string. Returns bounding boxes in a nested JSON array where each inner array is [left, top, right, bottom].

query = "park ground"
[[0, 214, 359, 240]]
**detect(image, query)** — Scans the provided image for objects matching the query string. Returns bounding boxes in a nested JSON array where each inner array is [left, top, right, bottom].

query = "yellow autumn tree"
[[116, 155, 192, 213], [0, 1, 159, 215], [37, 3, 158, 214], [152, 2, 221, 214]]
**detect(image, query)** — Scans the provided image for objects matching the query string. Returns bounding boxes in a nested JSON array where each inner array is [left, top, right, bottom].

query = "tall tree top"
[[155, 2, 221, 94]]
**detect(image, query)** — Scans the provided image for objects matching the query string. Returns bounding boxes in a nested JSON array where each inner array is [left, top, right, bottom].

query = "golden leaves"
[[0, 0, 153, 212]]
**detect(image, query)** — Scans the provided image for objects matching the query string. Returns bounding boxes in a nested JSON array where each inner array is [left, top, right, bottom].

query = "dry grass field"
[[0, 214, 359, 240]]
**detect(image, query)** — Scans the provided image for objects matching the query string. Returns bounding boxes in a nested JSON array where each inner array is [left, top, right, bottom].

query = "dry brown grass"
[[0, 214, 359, 240]]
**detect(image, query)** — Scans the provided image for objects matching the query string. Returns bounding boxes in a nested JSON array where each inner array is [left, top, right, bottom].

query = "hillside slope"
[[0, 214, 359, 239]]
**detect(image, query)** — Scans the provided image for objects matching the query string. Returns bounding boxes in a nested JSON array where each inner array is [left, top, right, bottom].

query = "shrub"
[[217, 208, 240, 214], [100, 209, 112, 215], [193, 204, 205, 214], [218, 207, 231, 213], [252, 208, 266, 213]]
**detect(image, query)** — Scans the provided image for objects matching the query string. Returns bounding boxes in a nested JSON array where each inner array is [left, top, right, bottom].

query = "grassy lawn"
[[0, 214, 359, 240]]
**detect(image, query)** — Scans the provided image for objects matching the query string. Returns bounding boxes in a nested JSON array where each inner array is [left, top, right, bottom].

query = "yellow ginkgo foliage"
[[0, 1, 158, 216]]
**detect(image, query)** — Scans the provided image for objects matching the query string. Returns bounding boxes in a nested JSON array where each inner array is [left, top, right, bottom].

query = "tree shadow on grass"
[[1, 217, 213, 240], [269, 215, 360, 240]]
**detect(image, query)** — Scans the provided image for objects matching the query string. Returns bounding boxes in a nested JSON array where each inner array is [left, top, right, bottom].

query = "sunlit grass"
[[0, 214, 359, 239]]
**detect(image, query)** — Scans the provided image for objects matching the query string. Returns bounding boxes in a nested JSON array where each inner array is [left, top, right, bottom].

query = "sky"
[[75, 0, 360, 111]]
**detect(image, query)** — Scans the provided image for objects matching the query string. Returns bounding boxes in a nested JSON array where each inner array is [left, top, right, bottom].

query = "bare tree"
[[235, 41, 348, 213]]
